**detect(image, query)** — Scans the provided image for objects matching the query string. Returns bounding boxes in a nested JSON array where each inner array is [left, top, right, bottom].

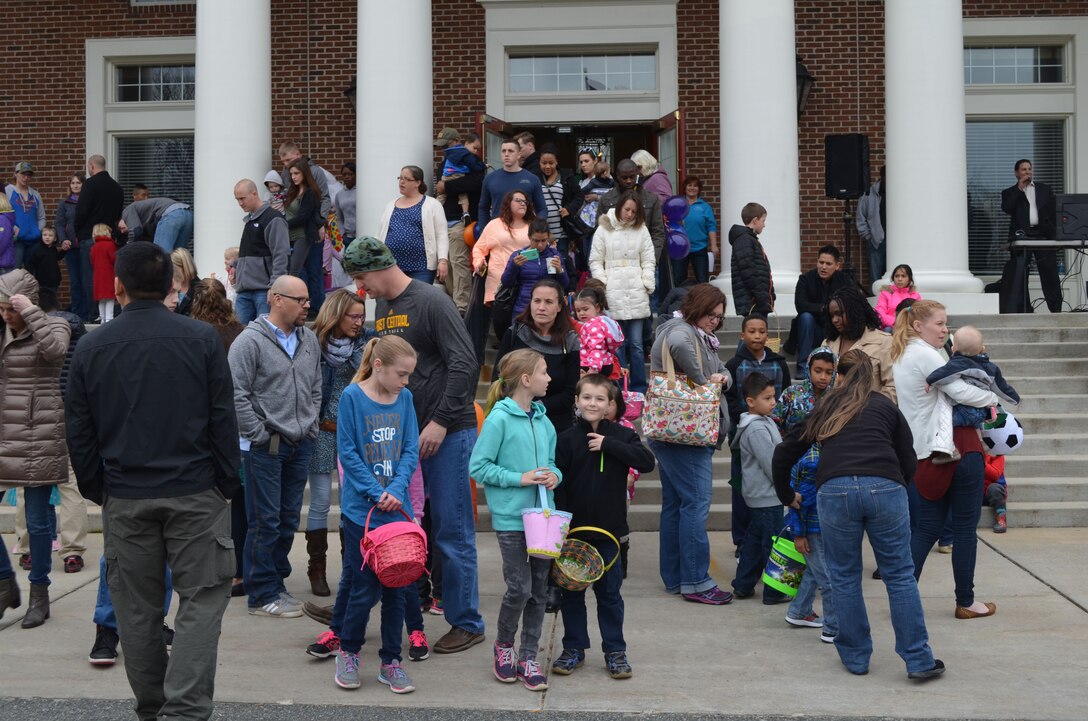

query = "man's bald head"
[[234, 179, 262, 213], [269, 275, 305, 297], [267, 275, 310, 328]]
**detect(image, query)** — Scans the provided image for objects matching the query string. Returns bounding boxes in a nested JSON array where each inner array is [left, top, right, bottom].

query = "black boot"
[[21, 583, 49, 629], [0, 576, 21, 620], [305, 530, 331, 597]]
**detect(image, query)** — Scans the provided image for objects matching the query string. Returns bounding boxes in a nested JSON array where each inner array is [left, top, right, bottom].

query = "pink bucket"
[[521, 484, 572, 559]]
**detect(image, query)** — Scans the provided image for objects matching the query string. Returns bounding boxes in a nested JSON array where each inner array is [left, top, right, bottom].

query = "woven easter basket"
[[551, 526, 621, 592], [361, 506, 428, 588]]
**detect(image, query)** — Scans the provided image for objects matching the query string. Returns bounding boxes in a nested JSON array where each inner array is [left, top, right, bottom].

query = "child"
[[783, 442, 838, 642], [577, 161, 615, 229], [727, 202, 774, 316], [89, 224, 117, 323], [0, 194, 17, 275], [263, 170, 286, 213], [223, 246, 239, 303], [773, 347, 837, 431], [469, 349, 562, 692], [131, 184, 149, 202], [552, 375, 654, 680], [984, 449, 1008, 533], [437, 130, 487, 219], [729, 373, 787, 604], [24, 226, 68, 295], [925, 325, 1019, 464], [574, 286, 624, 378], [331, 335, 421, 694], [726, 314, 791, 552], [501, 219, 569, 318], [875, 264, 921, 330]]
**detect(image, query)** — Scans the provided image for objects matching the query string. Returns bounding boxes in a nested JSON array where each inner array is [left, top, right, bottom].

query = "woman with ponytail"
[[890, 300, 999, 621], [772, 349, 944, 681]]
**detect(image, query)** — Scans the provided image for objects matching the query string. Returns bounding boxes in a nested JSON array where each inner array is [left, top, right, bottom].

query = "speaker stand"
[[840, 199, 868, 296]]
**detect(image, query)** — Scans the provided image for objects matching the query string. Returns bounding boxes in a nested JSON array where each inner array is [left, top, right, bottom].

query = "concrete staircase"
[[3, 313, 1085, 536]]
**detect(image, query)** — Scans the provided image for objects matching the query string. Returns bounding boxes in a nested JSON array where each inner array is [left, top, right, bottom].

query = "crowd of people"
[[0, 136, 1022, 719]]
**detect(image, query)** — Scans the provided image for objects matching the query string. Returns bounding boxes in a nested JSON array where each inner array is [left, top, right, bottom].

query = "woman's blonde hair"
[[630, 149, 659, 174], [352, 335, 416, 383], [171, 247, 198, 283], [0, 195, 12, 213], [485, 349, 544, 415], [312, 288, 364, 350], [801, 349, 875, 443], [890, 299, 945, 361]]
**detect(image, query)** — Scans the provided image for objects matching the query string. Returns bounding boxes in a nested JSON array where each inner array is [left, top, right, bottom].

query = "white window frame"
[[479, 0, 679, 124], [964, 17, 1088, 308], [85, 37, 196, 175]]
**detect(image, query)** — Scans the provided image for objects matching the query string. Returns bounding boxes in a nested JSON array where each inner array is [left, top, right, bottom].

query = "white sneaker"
[[786, 613, 823, 628], [249, 596, 303, 618], [821, 631, 836, 644]]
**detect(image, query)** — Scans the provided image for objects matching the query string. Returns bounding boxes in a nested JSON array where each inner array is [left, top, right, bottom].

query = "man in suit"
[[1000, 158, 1062, 313], [73, 154, 124, 321]]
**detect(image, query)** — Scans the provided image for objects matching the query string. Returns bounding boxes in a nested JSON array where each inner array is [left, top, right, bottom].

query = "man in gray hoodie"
[[228, 275, 322, 618], [233, 179, 290, 324]]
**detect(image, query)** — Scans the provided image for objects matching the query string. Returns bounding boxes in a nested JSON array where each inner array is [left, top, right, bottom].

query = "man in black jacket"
[[790, 245, 850, 379], [1000, 158, 1062, 313], [73, 154, 123, 321], [66, 242, 240, 721]]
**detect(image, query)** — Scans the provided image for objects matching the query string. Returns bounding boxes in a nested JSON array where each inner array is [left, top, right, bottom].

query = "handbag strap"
[[661, 328, 706, 381]]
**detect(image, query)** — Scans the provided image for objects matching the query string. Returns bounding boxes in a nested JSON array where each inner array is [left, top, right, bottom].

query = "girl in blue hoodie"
[[469, 348, 562, 692]]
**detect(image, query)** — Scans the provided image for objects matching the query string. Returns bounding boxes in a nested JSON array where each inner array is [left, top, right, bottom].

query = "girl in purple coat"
[[500, 219, 569, 316]]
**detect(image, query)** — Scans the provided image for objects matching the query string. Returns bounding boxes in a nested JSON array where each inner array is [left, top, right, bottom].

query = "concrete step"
[[1003, 433, 1086, 455], [983, 341, 1088, 358], [1014, 394, 1088, 413], [1008, 376, 1088, 395], [1011, 477, 1088, 503], [1014, 413, 1088, 434], [1004, 454, 1088, 477]]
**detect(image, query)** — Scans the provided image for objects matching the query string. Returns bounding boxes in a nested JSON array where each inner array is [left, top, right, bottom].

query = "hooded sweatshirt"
[[730, 412, 783, 509], [773, 346, 839, 430], [728, 224, 774, 315], [469, 397, 562, 531]]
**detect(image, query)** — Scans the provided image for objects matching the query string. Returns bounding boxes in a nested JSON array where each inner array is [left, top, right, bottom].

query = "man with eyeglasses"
[[233, 178, 290, 324], [228, 274, 322, 618], [476, 138, 548, 235]]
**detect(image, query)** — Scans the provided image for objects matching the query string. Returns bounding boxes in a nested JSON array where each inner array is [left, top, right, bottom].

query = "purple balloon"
[[662, 195, 690, 223], [667, 229, 690, 260]]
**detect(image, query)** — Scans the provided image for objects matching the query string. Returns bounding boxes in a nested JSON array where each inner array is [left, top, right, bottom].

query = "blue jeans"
[[331, 517, 405, 662], [79, 240, 95, 321], [419, 427, 484, 634], [868, 242, 886, 286], [672, 249, 710, 286], [234, 290, 270, 325], [617, 318, 647, 393], [652, 440, 716, 594], [306, 472, 333, 532], [560, 549, 625, 653], [243, 437, 314, 607], [65, 249, 88, 319], [795, 312, 820, 380], [787, 533, 838, 636], [154, 209, 194, 252], [407, 269, 436, 284], [910, 452, 984, 607], [302, 241, 326, 315], [93, 554, 173, 630], [23, 485, 54, 586], [818, 476, 935, 675], [329, 534, 425, 639], [0, 543, 12, 580], [731, 504, 786, 602]]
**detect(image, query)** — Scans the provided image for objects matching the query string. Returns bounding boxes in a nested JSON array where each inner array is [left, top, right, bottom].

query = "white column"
[[356, 0, 434, 240], [884, 0, 982, 294], [193, 0, 271, 277], [717, 0, 801, 309]]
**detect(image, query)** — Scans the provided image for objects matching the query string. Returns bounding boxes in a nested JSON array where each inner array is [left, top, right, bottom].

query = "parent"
[[891, 299, 999, 620], [378, 165, 448, 286], [477, 138, 547, 231], [676, 176, 718, 285], [649, 284, 733, 604], [436, 151, 484, 316], [772, 350, 944, 681], [304, 288, 370, 597], [500, 218, 568, 320], [0, 269, 71, 628], [589, 190, 656, 393], [74, 155, 123, 322], [631, 149, 673, 205], [495, 277, 580, 433], [343, 236, 485, 654], [55, 172, 89, 319], [118, 196, 193, 252], [284, 158, 326, 315], [6, 162, 45, 268], [823, 286, 895, 401], [232, 178, 290, 324], [789, 245, 850, 379], [472, 189, 535, 349]]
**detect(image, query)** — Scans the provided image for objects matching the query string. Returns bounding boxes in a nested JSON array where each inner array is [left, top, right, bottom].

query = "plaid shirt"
[[786, 443, 821, 537]]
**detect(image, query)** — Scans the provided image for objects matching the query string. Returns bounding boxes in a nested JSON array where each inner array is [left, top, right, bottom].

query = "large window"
[[966, 120, 1065, 275], [963, 46, 1063, 85], [116, 64, 195, 102], [508, 53, 656, 94], [116, 135, 195, 248]]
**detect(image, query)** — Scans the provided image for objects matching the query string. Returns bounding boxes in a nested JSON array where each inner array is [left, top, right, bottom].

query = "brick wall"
[[677, 0, 721, 219], [431, 0, 487, 173]]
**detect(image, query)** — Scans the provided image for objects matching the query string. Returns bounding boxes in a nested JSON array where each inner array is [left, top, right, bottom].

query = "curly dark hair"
[[190, 278, 237, 327], [825, 286, 882, 342]]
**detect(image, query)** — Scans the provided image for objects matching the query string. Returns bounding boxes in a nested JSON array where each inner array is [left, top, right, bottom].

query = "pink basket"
[[521, 484, 572, 559], [622, 371, 645, 422], [361, 506, 429, 588]]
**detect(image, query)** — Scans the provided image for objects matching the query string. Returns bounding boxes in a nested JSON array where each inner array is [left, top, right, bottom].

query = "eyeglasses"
[[705, 313, 724, 322], [344, 313, 365, 321], [274, 293, 311, 306], [397, 176, 419, 183], [510, 198, 528, 204]]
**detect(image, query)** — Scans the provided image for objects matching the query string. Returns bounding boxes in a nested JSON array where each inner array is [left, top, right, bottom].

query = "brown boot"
[[0, 576, 21, 620], [305, 530, 331, 597], [21, 583, 49, 628]]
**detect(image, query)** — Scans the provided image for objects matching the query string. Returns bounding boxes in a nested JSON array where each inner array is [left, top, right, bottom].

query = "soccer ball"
[[981, 411, 1025, 455]]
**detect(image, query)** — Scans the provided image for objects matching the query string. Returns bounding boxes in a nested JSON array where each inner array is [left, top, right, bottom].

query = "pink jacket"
[[578, 315, 624, 372], [876, 286, 922, 328]]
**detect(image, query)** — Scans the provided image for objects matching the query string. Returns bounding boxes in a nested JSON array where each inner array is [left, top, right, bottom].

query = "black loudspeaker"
[[824, 134, 870, 199]]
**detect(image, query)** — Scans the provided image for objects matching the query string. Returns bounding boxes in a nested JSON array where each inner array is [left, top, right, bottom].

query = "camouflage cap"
[[342, 236, 396, 274]]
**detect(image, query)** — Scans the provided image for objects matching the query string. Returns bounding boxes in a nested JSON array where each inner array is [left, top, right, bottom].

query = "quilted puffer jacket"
[[0, 269, 71, 487], [589, 208, 656, 320]]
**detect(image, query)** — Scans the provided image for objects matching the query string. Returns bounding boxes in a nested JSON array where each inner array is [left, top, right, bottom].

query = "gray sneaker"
[[378, 661, 416, 694], [335, 649, 361, 689], [279, 592, 303, 612], [248, 596, 304, 618]]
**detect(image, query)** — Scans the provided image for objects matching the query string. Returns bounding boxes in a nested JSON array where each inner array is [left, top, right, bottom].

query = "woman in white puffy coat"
[[589, 190, 656, 393]]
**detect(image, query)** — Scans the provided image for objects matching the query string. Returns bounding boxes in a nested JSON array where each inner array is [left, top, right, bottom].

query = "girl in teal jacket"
[[469, 348, 562, 691]]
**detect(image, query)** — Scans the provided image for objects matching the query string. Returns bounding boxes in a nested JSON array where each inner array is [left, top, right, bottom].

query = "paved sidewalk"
[[2, 528, 1086, 720]]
